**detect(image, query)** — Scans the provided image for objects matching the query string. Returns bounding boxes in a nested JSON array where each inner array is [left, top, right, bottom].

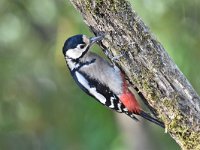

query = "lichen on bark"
[[69, 0, 200, 149]]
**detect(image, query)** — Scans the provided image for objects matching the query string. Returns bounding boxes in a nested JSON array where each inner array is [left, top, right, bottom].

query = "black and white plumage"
[[62, 34, 165, 127], [63, 34, 127, 113]]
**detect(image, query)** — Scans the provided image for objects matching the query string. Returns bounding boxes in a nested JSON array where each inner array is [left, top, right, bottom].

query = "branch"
[[69, 0, 200, 149]]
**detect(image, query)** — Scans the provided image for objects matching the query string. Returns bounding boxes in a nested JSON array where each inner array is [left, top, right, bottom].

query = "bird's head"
[[63, 34, 104, 60]]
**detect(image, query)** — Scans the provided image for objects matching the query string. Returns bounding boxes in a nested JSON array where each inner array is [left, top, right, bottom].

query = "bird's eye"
[[79, 44, 86, 49]]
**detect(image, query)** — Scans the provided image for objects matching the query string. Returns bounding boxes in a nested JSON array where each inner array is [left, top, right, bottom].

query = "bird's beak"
[[89, 35, 104, 46]]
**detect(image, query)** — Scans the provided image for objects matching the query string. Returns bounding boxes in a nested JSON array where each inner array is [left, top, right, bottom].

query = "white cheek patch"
[[75, 71, 106, 104], [66, 48, 83, 59]]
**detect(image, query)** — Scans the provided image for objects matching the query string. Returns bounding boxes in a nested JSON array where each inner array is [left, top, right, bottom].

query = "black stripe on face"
[[77, 46, 90, 60]]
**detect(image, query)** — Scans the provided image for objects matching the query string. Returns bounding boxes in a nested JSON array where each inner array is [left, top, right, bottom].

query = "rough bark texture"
[[69, 0, 200, 149]]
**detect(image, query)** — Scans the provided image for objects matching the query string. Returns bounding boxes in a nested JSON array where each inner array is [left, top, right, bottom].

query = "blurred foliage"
[[0, 0, 199, 149]]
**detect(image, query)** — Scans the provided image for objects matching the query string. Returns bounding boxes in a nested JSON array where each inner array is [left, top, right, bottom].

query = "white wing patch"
[[90, 87, 106, 104], [109, 97, 115, 108], [117, 103, 122, 112], [123, 107, 128, 111], [75, 71, 90, 88], [75, 71, 106, 104]]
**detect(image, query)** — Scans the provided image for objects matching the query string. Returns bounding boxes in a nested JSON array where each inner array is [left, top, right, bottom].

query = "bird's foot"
[[111, 53, 125, 62], [104, 49, 126, 62]]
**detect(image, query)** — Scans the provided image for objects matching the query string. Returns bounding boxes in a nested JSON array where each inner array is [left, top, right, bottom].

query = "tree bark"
[[69, 0, 200, 149]]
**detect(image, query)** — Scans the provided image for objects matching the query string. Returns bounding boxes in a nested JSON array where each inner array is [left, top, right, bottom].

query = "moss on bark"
[[70, 0, 200, 149]]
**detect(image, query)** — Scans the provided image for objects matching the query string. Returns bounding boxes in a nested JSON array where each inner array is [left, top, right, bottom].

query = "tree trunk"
[[69, 0, 200, 149]]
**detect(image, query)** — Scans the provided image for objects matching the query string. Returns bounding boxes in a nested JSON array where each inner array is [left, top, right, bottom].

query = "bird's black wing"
[[72, 70, 125, 112]]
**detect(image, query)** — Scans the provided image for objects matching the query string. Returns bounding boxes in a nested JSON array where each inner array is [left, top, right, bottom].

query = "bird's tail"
[[139, 111, 165, 128]]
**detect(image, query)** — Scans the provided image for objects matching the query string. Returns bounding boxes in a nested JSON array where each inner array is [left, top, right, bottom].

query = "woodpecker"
[[62, 34, 164, 128]]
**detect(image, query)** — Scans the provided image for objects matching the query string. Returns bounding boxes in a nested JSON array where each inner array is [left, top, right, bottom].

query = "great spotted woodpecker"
[[62, 34, 164, 128]]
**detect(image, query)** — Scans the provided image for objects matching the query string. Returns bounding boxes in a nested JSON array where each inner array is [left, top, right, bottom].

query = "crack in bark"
[[69, 0, 200, 149]]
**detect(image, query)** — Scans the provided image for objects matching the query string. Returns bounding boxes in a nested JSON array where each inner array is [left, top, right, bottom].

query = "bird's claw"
[[105, 49, 126, 62], [111, 53, 124, 62]]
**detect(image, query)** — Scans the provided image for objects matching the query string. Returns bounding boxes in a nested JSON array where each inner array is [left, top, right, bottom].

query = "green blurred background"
[[0, 0, 199, 150]]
